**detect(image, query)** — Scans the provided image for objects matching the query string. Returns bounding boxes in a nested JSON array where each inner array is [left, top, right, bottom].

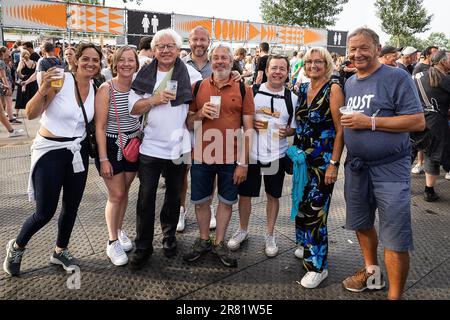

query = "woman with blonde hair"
[[291, 47, 344, 288], [95, 45, 141, 266], [16, 50, 38, 111]]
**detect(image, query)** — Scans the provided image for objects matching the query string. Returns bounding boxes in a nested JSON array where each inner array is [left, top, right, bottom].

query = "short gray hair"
[[151, 29, 182, 50], [209, 44, 233, 62], [348, 27, 380, 47]]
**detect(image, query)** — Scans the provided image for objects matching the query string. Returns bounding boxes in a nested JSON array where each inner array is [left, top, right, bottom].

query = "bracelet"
[[99, 157, 109, 162], [37, 90, 47, 98], [236, 161, 248, 168], [371, 116, 376, 131]]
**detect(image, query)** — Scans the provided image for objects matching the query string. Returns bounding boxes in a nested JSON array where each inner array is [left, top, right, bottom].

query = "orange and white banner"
[[1, 0, 66, 30], [213, 19, 247, 42], [69, 4, 124, 35], [173, 14, 213, 39]]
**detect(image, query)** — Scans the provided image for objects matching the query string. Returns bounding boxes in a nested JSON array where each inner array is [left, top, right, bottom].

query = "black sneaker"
[[129, 248, 152, 271], [9, 118, 22, 124], [50, 249, 79, 272], [183, 238, 212, 262], [162, 237, 177, 258], [3, 239, 25, 276], [212, 241, 238, 268], [424, 190, 439, 202]]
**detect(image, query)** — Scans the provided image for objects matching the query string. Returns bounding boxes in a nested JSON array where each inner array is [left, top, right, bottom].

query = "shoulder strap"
[[193, 79, 203, 99], [252, 83, 261, 97], [415, 77, 433, 109], [71, 73, 90, 129], [239, 81, 246, 101], [108, 81, 125, 152], [284, 88, 294, 126]]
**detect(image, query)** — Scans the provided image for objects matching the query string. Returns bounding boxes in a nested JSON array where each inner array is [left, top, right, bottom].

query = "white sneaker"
[[209, 205, 216, 230], [265, 234, 278, 257], [445, 172, 450, 180], [106, 240, 128, 266], [411, 163, 424, 174], [9, 129, 24, 138], [176, 206, 187, 232], [118, 229, 133, 252], [294, 245, 304, 259], [227, 229, 248, 251], [300, 269, 328, 289]]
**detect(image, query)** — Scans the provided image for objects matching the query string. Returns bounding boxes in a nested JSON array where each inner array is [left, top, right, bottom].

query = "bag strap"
[[415, 77, 433, 109], [71, 73, 91, 131], [108, 81, 126, 153], [284, 87, 294, 126]]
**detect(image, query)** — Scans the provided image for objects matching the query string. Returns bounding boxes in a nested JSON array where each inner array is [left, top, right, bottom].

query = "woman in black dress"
[[15, 51, 38, 110]]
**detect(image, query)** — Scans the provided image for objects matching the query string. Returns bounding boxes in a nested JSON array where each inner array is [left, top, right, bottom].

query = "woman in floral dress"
[[293, 47, 344, 289]]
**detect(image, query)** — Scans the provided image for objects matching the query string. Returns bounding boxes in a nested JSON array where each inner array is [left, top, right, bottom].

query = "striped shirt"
[[107, 82, 140, 135]]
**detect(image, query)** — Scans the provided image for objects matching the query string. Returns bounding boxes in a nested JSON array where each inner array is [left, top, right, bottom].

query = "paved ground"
[[0, 115, 449, 300]]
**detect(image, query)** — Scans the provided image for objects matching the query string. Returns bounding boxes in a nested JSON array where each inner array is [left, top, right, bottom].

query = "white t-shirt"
[[251, 83, 298, 163], [128, 64, 201, 160]]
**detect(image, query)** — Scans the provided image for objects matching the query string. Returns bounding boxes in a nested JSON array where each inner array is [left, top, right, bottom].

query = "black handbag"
[[72, 74, 98, 159]]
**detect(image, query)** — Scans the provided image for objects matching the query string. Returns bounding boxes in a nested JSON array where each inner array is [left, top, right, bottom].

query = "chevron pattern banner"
[[1, 0, 67, 30], [173, 14, 213, 39], [69, 4, 124, 34]]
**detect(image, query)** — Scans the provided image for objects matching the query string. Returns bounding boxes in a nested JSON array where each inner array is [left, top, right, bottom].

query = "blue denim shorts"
[[345, 169, 414, 252], [190, 163, 238, 205]]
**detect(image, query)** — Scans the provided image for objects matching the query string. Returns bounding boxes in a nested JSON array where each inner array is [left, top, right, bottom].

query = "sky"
[[105, 0, 449, 44]]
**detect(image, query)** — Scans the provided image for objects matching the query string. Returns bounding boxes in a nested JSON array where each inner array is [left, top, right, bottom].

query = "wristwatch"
[[236, 161, 248, 168], [330, 160, 340, 167]]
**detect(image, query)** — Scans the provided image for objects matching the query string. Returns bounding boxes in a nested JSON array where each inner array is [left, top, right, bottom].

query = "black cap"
[[380, 46, 401, 57]]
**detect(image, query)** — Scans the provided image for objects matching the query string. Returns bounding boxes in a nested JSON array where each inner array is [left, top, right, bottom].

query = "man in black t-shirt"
[[413, 46, 438, 76], [22, 42, 40, 63], [255, 42, 269, 84]]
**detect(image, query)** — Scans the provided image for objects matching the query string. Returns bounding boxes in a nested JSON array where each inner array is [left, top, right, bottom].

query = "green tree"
[[423, 32, 450, 50], [385, 34, 425, 49], [375, 0, 433, 47], [260, 0, 349, 28]]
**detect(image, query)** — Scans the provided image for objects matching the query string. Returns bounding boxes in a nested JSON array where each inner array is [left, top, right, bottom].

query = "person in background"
[[15, 50, 38, 114], [378, 46, 401, 67], [63, 47, 76, 72], [413, 50, 450, 202]]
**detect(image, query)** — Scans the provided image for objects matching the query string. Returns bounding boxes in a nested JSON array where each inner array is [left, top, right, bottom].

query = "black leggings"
[[16, 145, 89, 248]]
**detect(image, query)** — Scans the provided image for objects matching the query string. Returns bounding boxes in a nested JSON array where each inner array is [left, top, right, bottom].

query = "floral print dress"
[[293, 80, 338, 273]]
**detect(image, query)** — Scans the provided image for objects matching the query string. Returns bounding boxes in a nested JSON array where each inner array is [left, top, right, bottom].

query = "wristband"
[[371, 116, 376, 131], [99, 157, 109, 162]]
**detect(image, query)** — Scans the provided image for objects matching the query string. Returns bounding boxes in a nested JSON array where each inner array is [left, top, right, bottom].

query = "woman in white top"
[[2, 43, 102, 277], [95, 46, 140, 266]]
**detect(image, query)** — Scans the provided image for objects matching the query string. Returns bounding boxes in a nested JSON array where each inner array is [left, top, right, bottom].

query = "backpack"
[[252, 84, 294, 127]]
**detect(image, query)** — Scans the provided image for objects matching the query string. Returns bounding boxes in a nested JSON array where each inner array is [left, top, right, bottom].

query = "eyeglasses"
[[305, 60, 325, 66], [155, 43, 177, 51]]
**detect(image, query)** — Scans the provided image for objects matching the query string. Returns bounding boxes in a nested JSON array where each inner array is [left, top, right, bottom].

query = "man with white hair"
[[127, 29, 201, 270], [183, 44, 255, 268]]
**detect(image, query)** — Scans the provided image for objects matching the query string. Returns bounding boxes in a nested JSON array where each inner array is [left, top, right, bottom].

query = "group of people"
[[3, 25, 448, 301]]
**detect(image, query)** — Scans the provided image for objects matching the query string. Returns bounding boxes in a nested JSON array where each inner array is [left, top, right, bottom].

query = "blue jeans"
[[190, 163, 238, 205]]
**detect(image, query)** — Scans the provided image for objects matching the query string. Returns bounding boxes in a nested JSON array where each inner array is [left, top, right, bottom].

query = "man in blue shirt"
[[340, 27, 425, 300]]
